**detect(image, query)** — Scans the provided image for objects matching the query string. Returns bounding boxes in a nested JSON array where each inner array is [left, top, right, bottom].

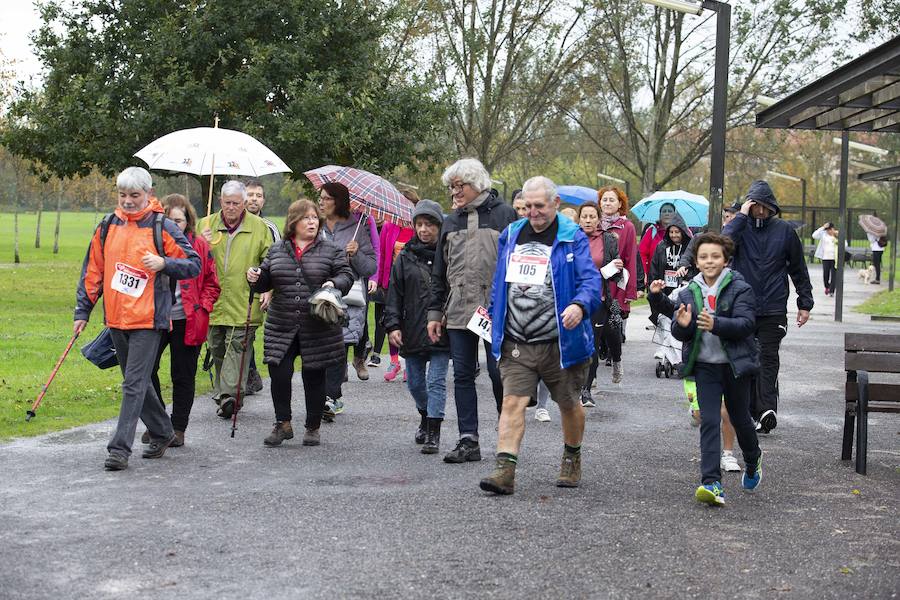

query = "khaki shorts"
[[499, 339, 589, 408]]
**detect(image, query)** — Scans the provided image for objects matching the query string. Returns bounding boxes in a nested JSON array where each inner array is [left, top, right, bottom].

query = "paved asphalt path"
[[1, 266, 898, 599]]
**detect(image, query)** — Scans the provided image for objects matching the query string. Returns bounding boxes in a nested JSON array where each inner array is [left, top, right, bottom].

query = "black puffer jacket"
[[383, 236, 449, 357], [252, 238, 354, 369]]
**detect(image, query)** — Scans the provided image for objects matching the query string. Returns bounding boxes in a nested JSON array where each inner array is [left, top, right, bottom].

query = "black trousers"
[[325, 344, 350, 399], [372, 302, 387, 355], [822, 259, 836, 291], [585, 305, 623, 387], [151, 319, 201, 432], [268, 333, 328, 430], [872, 250, 883, 281], [750, 314, 787, 419], [695, 362, 760, 484]]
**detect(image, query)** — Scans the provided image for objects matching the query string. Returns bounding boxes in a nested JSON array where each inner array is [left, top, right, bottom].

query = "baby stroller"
[[652, 313, 681, 378]]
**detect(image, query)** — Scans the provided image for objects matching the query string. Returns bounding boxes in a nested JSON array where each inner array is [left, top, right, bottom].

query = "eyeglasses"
[[447, 182, 469, 193]]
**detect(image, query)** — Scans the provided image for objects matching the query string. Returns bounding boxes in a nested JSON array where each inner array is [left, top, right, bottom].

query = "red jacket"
[[180, 233, 221, 345]]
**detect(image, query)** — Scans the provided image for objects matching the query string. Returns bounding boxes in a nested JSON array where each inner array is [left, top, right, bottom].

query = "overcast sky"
[[0, 1, 44, 84]]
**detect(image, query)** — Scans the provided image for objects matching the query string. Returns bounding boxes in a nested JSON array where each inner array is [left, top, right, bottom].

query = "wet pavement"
[[1, 265, 898, 599]]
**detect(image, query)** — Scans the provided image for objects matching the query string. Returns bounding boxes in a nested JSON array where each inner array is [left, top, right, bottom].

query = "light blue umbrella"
[[630, 190, 709, 228], [557, 185, 597, 206]]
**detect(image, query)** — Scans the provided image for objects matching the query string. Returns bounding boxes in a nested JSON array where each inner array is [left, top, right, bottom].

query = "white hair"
[[441, 158, 492, 193], [521, 176, 558, 203], [220, 180, 247, 200], [116, 167, 153, 192]]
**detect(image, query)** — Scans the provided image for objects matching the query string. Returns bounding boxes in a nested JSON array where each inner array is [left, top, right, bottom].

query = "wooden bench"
[[843, 333, 900, 474]]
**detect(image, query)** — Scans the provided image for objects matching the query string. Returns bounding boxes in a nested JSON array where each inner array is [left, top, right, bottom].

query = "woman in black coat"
[[247, 199, 354, 447]]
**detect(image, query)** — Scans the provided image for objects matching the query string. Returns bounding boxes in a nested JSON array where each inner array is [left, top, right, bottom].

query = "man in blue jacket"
[[723, 180, 814, 433], [479, 176, 601, 495]]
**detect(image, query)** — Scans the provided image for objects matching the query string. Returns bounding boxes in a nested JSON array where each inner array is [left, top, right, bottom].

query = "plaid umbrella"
[[304, 165, 413, 227], [858, 214, 887, 237]]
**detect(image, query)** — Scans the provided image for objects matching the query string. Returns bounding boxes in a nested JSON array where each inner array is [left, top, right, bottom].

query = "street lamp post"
[[642, 0, 731, 233]]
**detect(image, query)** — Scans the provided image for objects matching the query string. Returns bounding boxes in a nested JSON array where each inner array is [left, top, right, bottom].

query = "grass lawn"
[[855, 287, 900, 316], [0, 211, 270, 441]]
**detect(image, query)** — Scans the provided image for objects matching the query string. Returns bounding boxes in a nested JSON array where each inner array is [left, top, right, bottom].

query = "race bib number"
[[466, 306, 493, 343], [505, 253, 549, 286], [665, 270, 679, 288], [111, 262, 149, 298]]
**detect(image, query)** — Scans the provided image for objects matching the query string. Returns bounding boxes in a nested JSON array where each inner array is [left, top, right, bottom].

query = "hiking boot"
[[422, 418, 441, 454], [366, 353, 381, 368], [170, 430, 185, 448], [141, 430, 150, 444], [695, 481, 726, 506], [142, 434, 176, 459], [557, 450, 582, 488], [384, 362, 402, 382], [742, 454, 762, 493], [264, 421, 294, 447], [246, 368, 263, 395], [104, 454, 128, 471], [217, 395, 235, 419], [479, 456, 516, 495], [302, 428, 320, 446], [612, 361, 623, 383], [444, 438, 482, 463], [580, 387, 595, 408], [415, 411, 427, 444], [352, 356, 369, 381]]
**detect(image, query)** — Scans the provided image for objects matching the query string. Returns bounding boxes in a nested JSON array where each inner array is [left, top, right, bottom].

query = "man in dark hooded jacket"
[[722, 180, 813, 433]]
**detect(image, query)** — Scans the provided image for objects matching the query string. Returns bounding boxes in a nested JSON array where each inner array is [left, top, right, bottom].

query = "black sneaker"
[[104, 454, 128, 471], [246, 368, 263, 395], [366, 354, 381, 368], [142, 434, 176, 459], [444, 438, 482, 463], [759, 410, 777, 433], [217, 396, 235, 419]]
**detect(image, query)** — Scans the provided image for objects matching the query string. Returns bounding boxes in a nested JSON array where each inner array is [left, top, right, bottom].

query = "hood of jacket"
[[115, 197, 163, 222], [747, 180, 781, 228], [664, 212, 693, 245]]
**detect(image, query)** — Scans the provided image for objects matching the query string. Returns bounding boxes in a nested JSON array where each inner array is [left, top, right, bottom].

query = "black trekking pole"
[[231, 287, 255, 438], [26, 331, 81, 421]]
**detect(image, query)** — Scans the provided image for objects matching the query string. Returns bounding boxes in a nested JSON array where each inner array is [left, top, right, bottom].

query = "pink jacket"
[[375, 221, 414, 289]]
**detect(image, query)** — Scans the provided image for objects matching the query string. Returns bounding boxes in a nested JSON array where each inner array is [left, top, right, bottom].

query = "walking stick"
[[26, 331, 80, 421], [231, 287, 255, 438]]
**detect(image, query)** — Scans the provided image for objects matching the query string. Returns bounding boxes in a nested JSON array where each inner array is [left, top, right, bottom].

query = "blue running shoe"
[[742, 454, 762, 493], [695, 481, 725, 506]]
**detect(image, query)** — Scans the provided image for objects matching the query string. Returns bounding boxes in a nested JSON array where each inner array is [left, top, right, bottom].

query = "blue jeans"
[[404, 351, 450, 419], [447, 329, 502, 439]]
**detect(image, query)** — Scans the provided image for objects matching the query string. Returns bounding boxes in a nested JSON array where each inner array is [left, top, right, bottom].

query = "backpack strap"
[[98, 212, 165, 257]]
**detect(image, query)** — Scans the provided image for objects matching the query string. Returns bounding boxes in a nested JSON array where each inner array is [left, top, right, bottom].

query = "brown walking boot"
[[302, 428, 320, 446], [479, 455, 517, 495], [352, 356, 369, 381], [557, 450, 582, 488], [263, 421, 294, 447], [170, 430, 185, 447]]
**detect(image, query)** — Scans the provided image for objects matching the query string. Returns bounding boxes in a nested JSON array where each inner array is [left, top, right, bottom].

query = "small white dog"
[[858, 264, 876, 284]]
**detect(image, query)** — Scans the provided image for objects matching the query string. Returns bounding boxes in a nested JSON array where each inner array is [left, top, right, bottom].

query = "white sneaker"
[[535, 408, 551, 422], [653, 349, 664, 360], [721, 451, 740, 472]]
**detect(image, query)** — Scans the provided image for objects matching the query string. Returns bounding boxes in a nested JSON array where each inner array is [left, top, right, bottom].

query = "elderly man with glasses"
[[427, 158, 517, 463], [198, 180, 274, 420]]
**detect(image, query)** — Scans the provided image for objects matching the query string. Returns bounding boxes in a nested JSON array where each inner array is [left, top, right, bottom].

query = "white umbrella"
[[134, 119, 291, 215]]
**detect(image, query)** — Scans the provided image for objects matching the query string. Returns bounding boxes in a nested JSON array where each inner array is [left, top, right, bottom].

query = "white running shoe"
[[721, 451, 741, 472], [535, 408, 551, 422]]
